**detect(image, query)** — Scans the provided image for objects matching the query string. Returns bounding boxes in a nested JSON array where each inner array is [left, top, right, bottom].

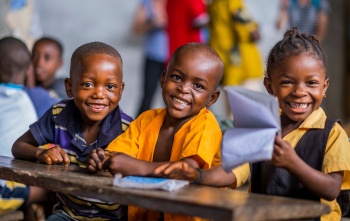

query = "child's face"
[[264, 53, 329, 122], [161, 51, 220, 120], [32, 41, 62, 86], [65, 54, 124, 124]]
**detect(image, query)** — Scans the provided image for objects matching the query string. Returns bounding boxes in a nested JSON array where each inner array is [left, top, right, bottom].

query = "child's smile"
[[171, 96, 190, 109]]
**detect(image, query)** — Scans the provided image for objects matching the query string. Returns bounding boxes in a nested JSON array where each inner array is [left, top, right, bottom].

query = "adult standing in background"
[[133, 0, 168, 116], [166, 0, 209, 60], [276, 0, 330, 43], [207, 0, 264, 119]]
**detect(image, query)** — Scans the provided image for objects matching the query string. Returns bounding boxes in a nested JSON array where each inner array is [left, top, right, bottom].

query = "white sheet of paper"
[[221, 86, 281, 172]]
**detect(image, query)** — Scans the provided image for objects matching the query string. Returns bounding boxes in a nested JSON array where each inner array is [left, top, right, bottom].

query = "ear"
[[160, 71, 166, 88], [64, 78, 73, 98], [206, 88, 221, 107], [323, 78, 330, 95], [263, 77, 274, 95]]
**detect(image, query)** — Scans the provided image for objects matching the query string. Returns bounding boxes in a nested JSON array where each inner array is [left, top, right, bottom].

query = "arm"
[[153, 161, 237, 187], [276, 0, 289, 30], [132, 0, 167, 35], [271, 136, 342, 201], [103, 152, 173, 176], [315, 11, 328, 43], [12, 130, 70, 165]]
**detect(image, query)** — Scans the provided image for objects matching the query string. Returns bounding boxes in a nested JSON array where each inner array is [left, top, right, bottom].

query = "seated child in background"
[[32, 37, 68, 99], [86, 42, 249, 221], [0, 36, 56, 221], [12, 42, 133, 220], [155, 28, 350, 221]]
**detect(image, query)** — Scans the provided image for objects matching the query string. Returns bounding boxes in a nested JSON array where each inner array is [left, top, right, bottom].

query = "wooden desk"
[[0, 156, 330, 221]]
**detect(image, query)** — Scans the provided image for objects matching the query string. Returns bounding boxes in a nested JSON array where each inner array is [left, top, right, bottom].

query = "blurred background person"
[[207, 0, 264, 119], [166, 0, 209, 60], [276, 0, 330, 43], [132, 0, 168, 116]]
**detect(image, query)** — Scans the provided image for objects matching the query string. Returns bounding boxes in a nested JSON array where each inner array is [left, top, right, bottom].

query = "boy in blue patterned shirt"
[[12, 42, 133, 220]]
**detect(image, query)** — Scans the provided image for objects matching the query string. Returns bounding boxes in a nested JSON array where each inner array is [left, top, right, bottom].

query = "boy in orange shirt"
[[87, 42, 249, 221]]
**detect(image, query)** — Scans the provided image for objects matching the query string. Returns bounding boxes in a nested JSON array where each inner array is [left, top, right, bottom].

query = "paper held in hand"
[[221, 86, 281, 172]]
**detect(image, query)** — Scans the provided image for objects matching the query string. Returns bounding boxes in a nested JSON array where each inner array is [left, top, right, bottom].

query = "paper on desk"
[[221, 86, 281, 172], [113, 174, 189, 191]]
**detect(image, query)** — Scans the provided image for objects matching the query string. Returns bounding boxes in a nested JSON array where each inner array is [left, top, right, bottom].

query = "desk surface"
[[0, 156, 330, 221]]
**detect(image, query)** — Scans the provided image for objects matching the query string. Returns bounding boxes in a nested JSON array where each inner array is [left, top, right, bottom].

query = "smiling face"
[[161, 50, 221, 121], [32, 41, 62, 88], [65, 54, 124, 125], [264, 53, 329, 123]]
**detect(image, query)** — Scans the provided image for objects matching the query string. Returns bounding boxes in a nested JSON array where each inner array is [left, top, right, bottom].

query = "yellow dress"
[[207, 0, 264, 86]]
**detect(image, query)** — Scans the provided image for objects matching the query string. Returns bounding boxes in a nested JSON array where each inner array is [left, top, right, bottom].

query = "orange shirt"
[[106, 108, 222, 221]]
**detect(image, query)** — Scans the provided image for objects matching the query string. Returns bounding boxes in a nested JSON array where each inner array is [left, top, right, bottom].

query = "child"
[[155, 28, 350, 221], [0, 36, 57, 221], [86, 42, 249, 221], [12, 41, 133, 220], [32, 37, 68, 99]]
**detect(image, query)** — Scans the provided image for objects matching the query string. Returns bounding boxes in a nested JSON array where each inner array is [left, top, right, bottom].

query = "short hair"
[[167, 42, 224, 88], [266, 27, 328, 78], [70, 41, 122, 77], [33, 36, 63, 58], [0, 36, 31, 83]]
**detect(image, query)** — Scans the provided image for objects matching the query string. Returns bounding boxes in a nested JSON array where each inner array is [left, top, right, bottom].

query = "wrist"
[[192, 168, 202, 184]]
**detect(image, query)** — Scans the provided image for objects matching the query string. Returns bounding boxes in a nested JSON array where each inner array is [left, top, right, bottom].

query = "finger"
[[58, 148, 70, 166], [101, 157, 110, 171], [86, 157, 97, 170], [163, 163, 182, 175], [153, 163, 171, 175], [44, 155, 52, 165], [87, 164, 97, 173]]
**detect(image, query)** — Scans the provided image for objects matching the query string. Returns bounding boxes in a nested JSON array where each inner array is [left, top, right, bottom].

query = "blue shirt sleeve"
[[29, 108, 55, 145]]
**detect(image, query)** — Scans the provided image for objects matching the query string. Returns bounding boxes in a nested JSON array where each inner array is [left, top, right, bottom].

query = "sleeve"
[[106, 114, 144, 158], [323, 123, 350, 190], [29, 108, 56, 145], [180, 114, 222, 169], [189, 0, 208, 28], [231, 163, 250, 188]]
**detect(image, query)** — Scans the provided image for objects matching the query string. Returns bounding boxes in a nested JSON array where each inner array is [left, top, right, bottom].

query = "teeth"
[[173, 97, 189, 107], [89, 104, 105, 108], [290, 102, 307, 109]]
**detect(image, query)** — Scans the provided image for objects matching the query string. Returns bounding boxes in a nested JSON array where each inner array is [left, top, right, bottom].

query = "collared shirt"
[[107, 107, 222, 221], [29, 99, 133, 220], [283, 108, 350, 221]]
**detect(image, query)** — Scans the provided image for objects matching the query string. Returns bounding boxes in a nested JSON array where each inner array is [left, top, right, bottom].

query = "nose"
[[293, 83, 307, 97], [92, 86, 106, 99], [177, 82, 190, 94]]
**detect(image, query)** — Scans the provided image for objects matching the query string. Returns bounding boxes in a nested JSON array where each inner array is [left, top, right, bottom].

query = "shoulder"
[[51, 99, 71, 116], [189, 109, 221, 132], [119, 108, 134, 131]]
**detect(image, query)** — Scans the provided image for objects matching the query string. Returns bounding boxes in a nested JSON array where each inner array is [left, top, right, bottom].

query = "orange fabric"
[[107, 108, 222, 221]]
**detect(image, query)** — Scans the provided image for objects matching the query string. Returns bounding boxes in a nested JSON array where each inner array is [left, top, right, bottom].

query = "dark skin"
[[87, 44, 223, 176], [12, 53, 124, 165], [155, 53, 343, 201]]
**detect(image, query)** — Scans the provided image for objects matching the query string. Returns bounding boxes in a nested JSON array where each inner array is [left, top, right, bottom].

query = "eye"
[[82, 82, 93, 88], [171, 75, 181, 82], [280, 80, 293, 85], [106, 84, 116, 90], [44, 54, 51, 61], [307, 81, 319, 86], [194, 83, 204, 90]]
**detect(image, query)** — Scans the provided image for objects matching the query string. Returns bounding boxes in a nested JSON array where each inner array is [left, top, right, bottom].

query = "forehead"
[[74, 54, 122, 77], [271, 53, 326, 78], [34, 41, 59, 52]]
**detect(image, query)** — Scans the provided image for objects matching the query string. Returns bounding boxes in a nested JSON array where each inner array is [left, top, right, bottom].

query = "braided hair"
[[266, 27, 328, 78]]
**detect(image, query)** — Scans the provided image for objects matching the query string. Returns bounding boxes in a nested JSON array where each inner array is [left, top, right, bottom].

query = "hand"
[[37, 145, 70, 165], [249, 29, 260, 42], [269, 135, 299, 169], [86, 148, 109, 173], [153, 161, 200, 183], [103, 152, 136, 176]]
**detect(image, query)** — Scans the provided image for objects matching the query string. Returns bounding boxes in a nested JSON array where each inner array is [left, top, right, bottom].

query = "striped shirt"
[[29, 99, 133, 220]]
